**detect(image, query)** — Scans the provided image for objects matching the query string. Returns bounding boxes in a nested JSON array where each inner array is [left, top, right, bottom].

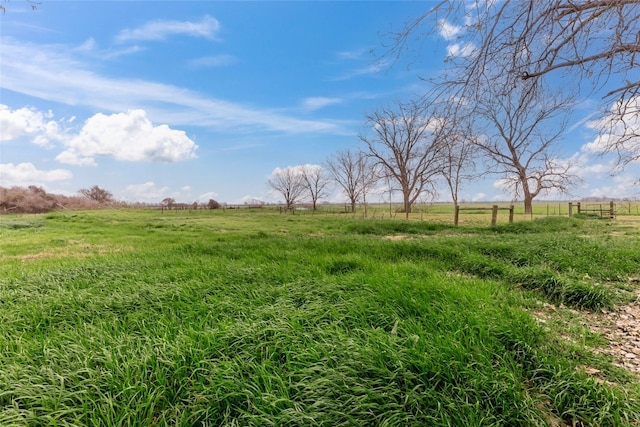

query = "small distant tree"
[[360, 99, 443, 219], [300, 164, 331, 211], [433, 113, 479, 210], [207, 199, 221, 209], [267, 166, 306, 211], [326, 149, 378, 213], [79, 185, 113, 204], [161, 197, 175, 209]]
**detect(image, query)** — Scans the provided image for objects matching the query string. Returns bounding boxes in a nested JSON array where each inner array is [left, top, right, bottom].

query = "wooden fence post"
[[509, 205, 514, 224], [568, 202, 573, 217], [610, 201, 615, 218], [491, 205, 498, 227], [454, 205, 460, 226], [577, 202, 581, 214]]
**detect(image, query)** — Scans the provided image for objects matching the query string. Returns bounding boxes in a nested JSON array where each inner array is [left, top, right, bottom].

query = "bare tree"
[[267, 166, 306, 211], [326, 149, 378, 213], [441, 137, 477, 209], [359, 99, 443, 219], [472, 77, 579, 215], [433, 112, 479, 210], [79, 185, 113, 204], [300, 164, 331, 211], [161, 197, 175, 209], [388, 0, 640, 171]]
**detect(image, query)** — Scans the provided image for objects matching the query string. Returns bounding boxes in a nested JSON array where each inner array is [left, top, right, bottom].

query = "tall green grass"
[[0, 210, 638, 425]]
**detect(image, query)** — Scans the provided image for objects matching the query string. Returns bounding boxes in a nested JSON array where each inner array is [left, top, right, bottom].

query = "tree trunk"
[[524, 193, 533, 217], [403, 192, 411, 220]]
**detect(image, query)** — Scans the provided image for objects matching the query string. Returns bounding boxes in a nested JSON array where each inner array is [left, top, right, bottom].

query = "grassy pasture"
[[1, 209, 639, 426], [285, 200, 640, 226]]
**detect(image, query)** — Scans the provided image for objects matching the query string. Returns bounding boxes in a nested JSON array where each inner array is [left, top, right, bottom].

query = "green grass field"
[[1, 208, 639, 426], [265, 200, 640, 226]]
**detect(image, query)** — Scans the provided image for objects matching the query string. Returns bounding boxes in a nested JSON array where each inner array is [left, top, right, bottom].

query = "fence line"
[[454, 205, 514, 226], [569, 201, 615, 219]]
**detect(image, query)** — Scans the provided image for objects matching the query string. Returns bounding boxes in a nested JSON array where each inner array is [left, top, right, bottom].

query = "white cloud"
[[56, 110, 198, 166], [472, 192, 486, 202], [239, 195, 267, 205], [189, 54, 237, 68], [446, 42, 476, 58], [269, 164, 324, 178], [55, 150, 97, 167], [585, 172, 640, 199], [198, 191, 219, 202], [0, 104, 65, 147], [0, 162, 72, 187], [435, 18, 476, 58], [563, 151, 638, 198], [302, 97, 342, 111], [124, 182, 170, 201], [492, 178, 510, 191], [0, 37, 344, 134], [438, 19, 462, 41], [565, 152, 609, 179], [582, 97, 640, 162], [115, 15, 220, 43]]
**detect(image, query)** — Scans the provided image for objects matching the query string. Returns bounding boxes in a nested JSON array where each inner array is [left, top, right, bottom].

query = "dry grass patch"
[[2, 240, 133, 263]]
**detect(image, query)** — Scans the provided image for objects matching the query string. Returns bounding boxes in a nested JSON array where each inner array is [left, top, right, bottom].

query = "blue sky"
[[1, 1, 638, 205]]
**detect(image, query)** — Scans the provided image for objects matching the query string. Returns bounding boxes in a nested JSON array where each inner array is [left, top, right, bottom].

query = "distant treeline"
[[0, 186, 128, 214]]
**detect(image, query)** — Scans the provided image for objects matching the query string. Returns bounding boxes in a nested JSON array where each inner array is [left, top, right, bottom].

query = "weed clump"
[[493, 216, 583, 234], [0, 219, 44, 229]]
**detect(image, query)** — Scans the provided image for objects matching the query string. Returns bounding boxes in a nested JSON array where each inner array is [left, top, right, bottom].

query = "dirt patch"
[[383, 235, 409, 241], [590, 291, 640, 374], [3, 240, 132, 262], [530, 286, 640, 377]]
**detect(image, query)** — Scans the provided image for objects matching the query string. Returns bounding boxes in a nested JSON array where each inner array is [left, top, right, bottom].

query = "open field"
[[230, 201, 640, 226], [1, 209, 639, 426]]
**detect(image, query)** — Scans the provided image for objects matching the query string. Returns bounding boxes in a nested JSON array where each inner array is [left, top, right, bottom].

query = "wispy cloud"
[[302, 97, 342, 111], [331, 46, 389, 81], [188, 54, 237, 69], [74, 37, 144, 60], [336, 48, 370, 61], [331, 60, 391, 81], [0, 37, 346, 135], [115, 15, 220, 43]]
